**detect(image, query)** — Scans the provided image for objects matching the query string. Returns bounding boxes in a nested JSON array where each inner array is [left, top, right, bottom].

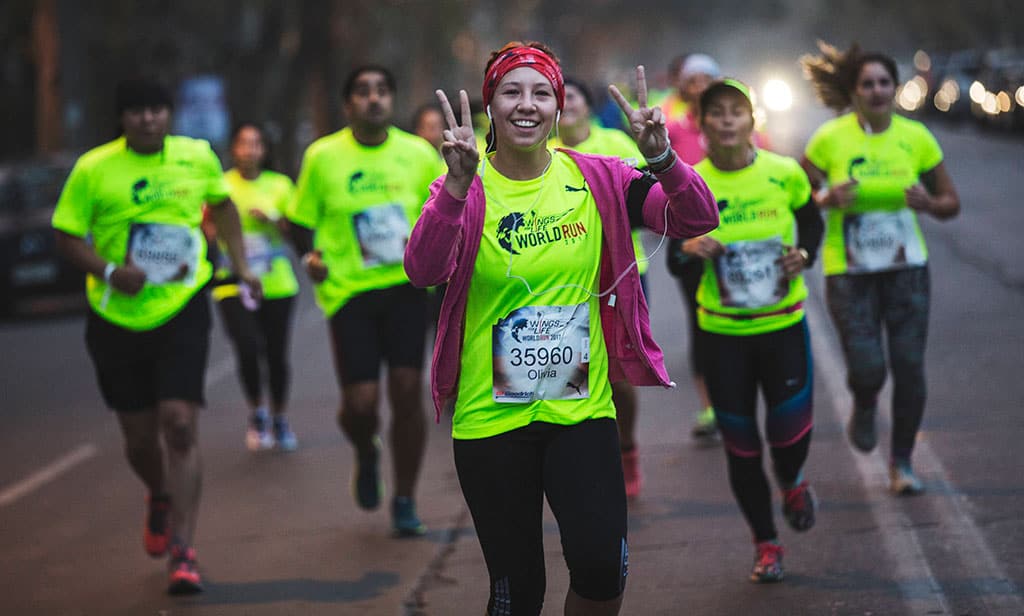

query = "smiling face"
[[490, 66, 559, 153], [559, 83, 590, 131], [700, 88, 754, 151], [344, 70, 394, 131], [852, 61, 896, 121]]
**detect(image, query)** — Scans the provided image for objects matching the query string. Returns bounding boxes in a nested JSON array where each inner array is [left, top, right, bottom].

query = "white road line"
[[0, 443, 98, 508], [806, 289, 1023, 614]]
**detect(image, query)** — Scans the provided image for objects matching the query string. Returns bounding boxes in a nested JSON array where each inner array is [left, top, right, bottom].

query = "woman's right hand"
[[435, 89, 480, 199], [819, 179, 859, 209], [109, 264, 147, 296], [682, 236, 725, 259]]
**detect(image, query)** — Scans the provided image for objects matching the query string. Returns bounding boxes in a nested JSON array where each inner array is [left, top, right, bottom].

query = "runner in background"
[[684, 78, 823, 582], [407, 41, 717, 615], [52, 78, 261, 594], [552, 76, 648, 499], [288, 65, 444, 535], [800, 42, 960, 495], [413, 102, 446, 153], [207, 122, 299, 452]]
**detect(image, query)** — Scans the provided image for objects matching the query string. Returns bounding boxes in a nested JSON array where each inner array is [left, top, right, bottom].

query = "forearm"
[[925, 193, 960, 220], [289, 221, 315, 256], [54, 230, 108, 278], [642, 160, 718, 238], [208, 198, 252, 276], [404, 180, 464, 287], [794, 201, 824, 266]]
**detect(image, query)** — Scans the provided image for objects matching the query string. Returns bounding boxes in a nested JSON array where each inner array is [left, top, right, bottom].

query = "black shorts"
[[328, 284, 427, 385], [85, 291, 211, 413]]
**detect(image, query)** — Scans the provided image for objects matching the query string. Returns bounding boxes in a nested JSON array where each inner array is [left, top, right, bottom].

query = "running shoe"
[[781, 480, 817, 532], [621, 448, 643, 499], [352, 437, 384, 510], [167, 544, 203, 595], [144, 493, 171, 558], [245, 409, 274, 451], [691, 406, 718, 439], [272, 416, 298, 452], [750, 540, 784, 583], [846, 405, 877, 453], [391, 496, 427, 537], [889, 459, 924, 496]]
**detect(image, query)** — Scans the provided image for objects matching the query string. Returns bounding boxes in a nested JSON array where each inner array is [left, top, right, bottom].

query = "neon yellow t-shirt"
[[288, 127, 444, 317], [212, 169, 299, 301], [454, 150, 614, 440], [804, 113, 943, 276], [693, 151, 812, 336], [552, 125, 649, 275], [52, 135, 229, 331]]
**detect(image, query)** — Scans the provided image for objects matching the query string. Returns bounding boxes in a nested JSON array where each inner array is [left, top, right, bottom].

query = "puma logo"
[[566, 381, 583, 395], [564, 184, 589, 193]]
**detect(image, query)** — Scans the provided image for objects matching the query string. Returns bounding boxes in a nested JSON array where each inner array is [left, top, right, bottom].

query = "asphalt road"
[[1, 118, 1022, 615]]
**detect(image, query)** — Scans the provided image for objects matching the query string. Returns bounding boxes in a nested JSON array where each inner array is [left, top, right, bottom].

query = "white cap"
[[680, 53, 721, 80]]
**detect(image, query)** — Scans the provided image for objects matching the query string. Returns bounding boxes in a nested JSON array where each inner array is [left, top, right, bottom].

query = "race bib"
[[843, 210, 926, 273], [492, 304, 591, 404], [127, 223, 200, 284], [713, 237, 787, 309], [242, 232, 275, 276], [353, 203, 409, 267]]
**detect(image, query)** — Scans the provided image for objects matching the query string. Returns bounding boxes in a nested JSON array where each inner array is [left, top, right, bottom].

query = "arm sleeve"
[[789, 159, 823, 265], [916, 125, 944, 173], [635, 160, 718, 239], [201, 142, 231, 206], [803, 125, 831, 175], [287, 147, 321, 227], [404, 176, 466, 287]]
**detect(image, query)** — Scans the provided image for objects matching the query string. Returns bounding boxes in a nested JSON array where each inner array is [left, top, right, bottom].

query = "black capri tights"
[[216, 295, 295, 408], [454, 418, 628, 615]]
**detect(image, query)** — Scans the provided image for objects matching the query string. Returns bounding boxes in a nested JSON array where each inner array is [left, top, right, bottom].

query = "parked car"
[[0, 159, 84, 316]]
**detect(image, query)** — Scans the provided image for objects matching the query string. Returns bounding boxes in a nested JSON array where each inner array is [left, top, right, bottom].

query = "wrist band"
[[103, 262, 116, 282], [644, 143, 673, 166]]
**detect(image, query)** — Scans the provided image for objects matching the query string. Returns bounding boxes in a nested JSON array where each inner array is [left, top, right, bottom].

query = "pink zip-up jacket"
[[404, 149, 718, 420]]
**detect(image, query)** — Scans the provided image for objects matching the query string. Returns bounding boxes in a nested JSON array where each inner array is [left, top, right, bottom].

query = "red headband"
[[482, 46, 565, 110]]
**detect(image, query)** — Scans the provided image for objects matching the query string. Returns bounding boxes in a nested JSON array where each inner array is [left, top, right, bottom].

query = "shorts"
[[85, 290, 211, 413], [328, 283, 427, 385]]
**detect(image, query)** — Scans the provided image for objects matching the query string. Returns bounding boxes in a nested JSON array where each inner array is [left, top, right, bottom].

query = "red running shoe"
[[621, 448, 643, 499], [167, 545, 203, 595], [750, 540, 784, 583], [144, 494, 171, 557], [782, 480, 817, 532]]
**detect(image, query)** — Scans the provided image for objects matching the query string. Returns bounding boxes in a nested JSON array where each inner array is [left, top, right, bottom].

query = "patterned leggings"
[[826, 266, 930, 461]]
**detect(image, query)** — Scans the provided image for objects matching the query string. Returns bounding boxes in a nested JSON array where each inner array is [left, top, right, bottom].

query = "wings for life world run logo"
[[496, 208, 588, 255]]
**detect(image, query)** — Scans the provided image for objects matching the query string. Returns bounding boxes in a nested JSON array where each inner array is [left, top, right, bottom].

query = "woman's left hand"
[[904, 183, 933, 214], [608, 66, 670, 161], [778, 245, 808, 280]]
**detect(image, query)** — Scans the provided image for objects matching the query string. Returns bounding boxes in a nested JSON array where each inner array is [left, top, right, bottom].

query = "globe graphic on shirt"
[[496, 212, 526, 254]]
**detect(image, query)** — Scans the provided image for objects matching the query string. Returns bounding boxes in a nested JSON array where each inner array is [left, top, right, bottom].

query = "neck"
[[351, 124, 389, 146], [708, 144, 755, 171], [125, 136, 164, 155], [491, 146, 552, 180], [559, 121, 590, 148], [856, 111, 891, 134], [237, 165, 260, 180]]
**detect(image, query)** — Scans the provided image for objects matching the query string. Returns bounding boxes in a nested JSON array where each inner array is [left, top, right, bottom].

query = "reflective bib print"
[[843, 210, 927, 273], [713, 237, 787, 309], [492, 303, 590, 403], [353, 203, 410, 267], [127, 223, 201, 284]]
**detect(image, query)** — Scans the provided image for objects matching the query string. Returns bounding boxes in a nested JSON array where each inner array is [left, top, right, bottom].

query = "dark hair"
[[412, 102, 443, 128], [342, 65, 397, 101], [801, 41, 899, 112], [668, 53, 690, 82], [563, 76, 594, 109], [115, 78, 173, 116], [230, 121, 275, 171]]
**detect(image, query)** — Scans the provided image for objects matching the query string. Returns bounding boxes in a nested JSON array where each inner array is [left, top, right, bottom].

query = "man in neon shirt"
[[288, 66, 444, 536], [52, 78, 261, 595]]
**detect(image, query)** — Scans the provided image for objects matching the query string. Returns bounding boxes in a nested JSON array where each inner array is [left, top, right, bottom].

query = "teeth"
[[512, 120, 539, 128]]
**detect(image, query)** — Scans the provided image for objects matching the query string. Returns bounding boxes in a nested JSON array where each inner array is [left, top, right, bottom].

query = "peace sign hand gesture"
[[608, 65, 672, 165], [436, 88, 480, 200]]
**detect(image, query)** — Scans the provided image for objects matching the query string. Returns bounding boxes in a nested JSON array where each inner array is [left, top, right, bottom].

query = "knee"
[[567, 538, 628, 602], [160, 403, 197, 453], [846, 352, 886, 391]]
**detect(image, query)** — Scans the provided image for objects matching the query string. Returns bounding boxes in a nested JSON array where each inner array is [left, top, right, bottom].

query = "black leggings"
[[703, 319, 814, 542], [454, 418, 628, 615], [216, 295, 295, 409]]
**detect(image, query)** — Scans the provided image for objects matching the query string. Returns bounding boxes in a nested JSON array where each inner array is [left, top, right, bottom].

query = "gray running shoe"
[[847, 405, 877, 453]]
